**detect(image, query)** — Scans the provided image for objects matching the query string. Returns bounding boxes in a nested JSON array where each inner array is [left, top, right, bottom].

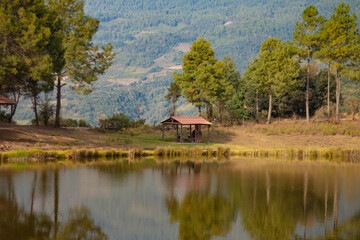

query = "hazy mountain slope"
[[14, 0, 360, 125]]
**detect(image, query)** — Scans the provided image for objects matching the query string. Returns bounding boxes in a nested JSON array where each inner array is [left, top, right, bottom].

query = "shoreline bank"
[[1, 146, 360, 163]]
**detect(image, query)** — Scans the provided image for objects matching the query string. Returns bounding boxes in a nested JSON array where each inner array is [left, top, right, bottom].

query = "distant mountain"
[[14, 0, 360, 126]]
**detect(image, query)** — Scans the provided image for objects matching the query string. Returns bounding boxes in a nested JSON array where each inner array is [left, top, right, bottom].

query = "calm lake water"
[[1, 159, 360, 240]]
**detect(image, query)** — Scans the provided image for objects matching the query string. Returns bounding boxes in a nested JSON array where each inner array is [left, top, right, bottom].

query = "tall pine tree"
[[317, 3, 359, 121], [47, 0, 114, 127], [293, 5, 324, 123]]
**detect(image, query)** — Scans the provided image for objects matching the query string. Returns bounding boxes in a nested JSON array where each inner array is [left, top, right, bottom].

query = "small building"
[[161, 116, 212, 143], [0, 95, 17, 106]]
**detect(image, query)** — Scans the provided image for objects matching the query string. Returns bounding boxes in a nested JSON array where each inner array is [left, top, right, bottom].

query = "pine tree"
[[47, 0, 115, 127], [0, 0, 53, 122], [316, 3, 359, 121], [173, 37, 216, 115], [165, 82, 182, 116], [258, 38, 299, 124], [293, 5, 324, 123], [243, 58, 266, 122]]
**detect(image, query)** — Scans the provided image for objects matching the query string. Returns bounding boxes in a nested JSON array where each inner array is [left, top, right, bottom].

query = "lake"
[[1, 159, 360, 240]]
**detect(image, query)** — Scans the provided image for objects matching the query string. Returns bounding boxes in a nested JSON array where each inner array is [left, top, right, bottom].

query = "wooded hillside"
[[14, 0, 360, 125]]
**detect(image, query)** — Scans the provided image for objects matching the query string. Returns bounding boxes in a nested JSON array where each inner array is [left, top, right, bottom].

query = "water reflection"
[[0, 160, 360, 239], [166, 193, 236, 240], [0, 170, 107, 240]]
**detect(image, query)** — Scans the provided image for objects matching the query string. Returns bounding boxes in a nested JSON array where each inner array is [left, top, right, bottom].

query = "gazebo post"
[[180, 124, 183, 143], [162, 124, 164, 141], [190, 125, 192, 141], [195, 125, 197, 143], [208, 125, 210, 143], [176, 125, 179, 138]]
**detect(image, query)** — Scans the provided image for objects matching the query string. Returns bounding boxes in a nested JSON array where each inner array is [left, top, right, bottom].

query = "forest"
[[1, 0, 360, 126]]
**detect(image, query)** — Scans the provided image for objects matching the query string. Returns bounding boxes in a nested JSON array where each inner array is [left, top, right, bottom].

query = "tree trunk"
[[55, 74, 61, 128], [327, 64, 331, 119], [333, 176, 338, 231], [267, 88, 272, 124], [30, 171, 38, 215], [303, 171, 308, 240], [335, 69, 341, 122], [32, 95, 39, 126], [197, 105, 201, 116], [219, 105, 223, 124], [306, 56, 310, 123], [256, 88, 259, 123], [205, 102, 213, 120], [9, 91, 20, 123], [171, 99, 176, 116], [54, 169, 59, 237]]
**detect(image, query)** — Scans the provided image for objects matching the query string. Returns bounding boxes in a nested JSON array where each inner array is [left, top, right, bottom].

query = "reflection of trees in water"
[[319, 212, 360, 240], [163, 162, 236, 240], [55, 207, 108, 240], [162, 162, 360, 240], [166, 193, 236, 240], [92, 161, 150, 181], [0, 170, 108, 240], [223, 166, 345, 240]]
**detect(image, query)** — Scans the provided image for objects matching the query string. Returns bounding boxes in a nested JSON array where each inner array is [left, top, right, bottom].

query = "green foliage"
[[173, 38, 238, 121], [174, 37, 216, 111], [63, 119, 78, 127], [293, 6, 324, 59], [38, 95, 54, 126], [293, 5, 325, 122], [99, 112, 145, 130], [165, 82, 182, 116], [316, 3, 360, 120], [0, 0, 53, 122], [9, 1, 360, 125], [99, 113, 131, 130], [0, 111, 10, 122], [257, 38, 300, 123], [78, 119, 90, 127], [47, 0, 115, 127]]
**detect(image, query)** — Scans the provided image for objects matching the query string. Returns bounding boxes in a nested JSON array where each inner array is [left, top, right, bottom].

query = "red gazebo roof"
[[0, 95, 17, 105], [161, 116, 212, 125]]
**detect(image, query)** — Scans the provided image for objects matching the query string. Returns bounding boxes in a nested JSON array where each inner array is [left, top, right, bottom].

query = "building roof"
[[0, 95, 17, 105], [161, 116, 212, 125]]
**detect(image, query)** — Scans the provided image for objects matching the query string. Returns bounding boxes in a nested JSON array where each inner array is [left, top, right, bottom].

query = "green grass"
[[104, 133, 214, 149]]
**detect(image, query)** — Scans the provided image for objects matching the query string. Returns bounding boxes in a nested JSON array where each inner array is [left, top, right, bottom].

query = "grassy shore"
[[1, 120, 360, 162]]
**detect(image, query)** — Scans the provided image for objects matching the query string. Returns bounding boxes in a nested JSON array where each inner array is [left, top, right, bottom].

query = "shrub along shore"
[[1, 146, 360, 164]]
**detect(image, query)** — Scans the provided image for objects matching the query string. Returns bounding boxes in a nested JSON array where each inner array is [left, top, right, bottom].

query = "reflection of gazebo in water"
[[161, 116, 212, 143]]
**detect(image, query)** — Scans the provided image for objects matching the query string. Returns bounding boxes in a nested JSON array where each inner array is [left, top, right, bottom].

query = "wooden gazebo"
[[0, 95, 17, 106], [161, 116, 212, 143]]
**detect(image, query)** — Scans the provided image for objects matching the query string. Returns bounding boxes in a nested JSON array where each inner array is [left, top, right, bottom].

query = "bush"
[[79, 119, 90, 127], [63, 119, 78, 127], [131, 119, 146, 128], [39, 95, 54, 126], [99, 113, 146, 130], [0, 110, 10, 122]]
